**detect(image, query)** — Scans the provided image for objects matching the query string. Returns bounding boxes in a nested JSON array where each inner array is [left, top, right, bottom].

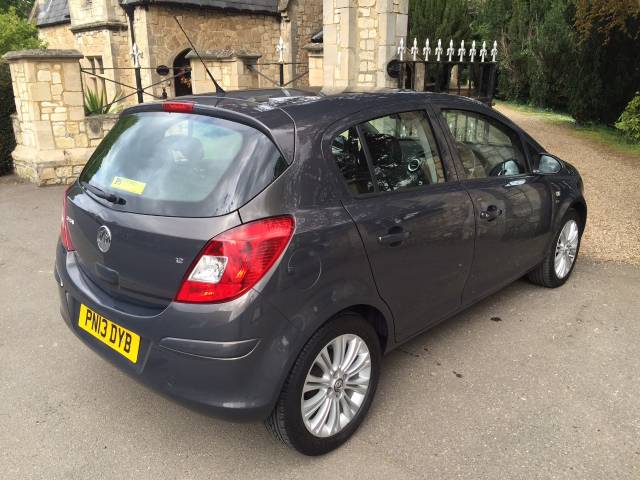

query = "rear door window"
[[360, 111, 446, 191], [80, 112, 287, 217], [330, 127, 374, 194], [329, 110, 446, 195]]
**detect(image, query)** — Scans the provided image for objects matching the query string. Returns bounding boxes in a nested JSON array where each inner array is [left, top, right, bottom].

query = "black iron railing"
[[389, 39, 500, 105], [390, 59, 498, 105]]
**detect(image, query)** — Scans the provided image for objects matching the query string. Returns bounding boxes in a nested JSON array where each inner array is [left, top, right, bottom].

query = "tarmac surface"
[[1, 177, 639, 479]]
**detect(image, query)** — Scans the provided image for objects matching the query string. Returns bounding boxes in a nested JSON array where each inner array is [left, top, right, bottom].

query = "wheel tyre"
[[265, 313, 381, 456], [527, 208, 582, 288]]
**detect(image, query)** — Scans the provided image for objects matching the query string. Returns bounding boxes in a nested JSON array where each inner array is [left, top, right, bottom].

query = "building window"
[[86, 56, 106, 97]]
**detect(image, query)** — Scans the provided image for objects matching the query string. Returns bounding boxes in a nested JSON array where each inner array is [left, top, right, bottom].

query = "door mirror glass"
[[534, 154, 562, 174]]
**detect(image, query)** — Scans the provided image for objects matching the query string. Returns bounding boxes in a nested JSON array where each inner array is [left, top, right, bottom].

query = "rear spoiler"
[[121, 102, 296, 164]]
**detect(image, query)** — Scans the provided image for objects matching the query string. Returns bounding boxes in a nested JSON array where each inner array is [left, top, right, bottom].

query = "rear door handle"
[[479, 204, 503, 221], [378, 230, 411, 246]]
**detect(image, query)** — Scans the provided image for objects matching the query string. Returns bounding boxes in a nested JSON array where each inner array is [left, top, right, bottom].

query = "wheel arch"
[[570, 198, 587, 233], [339, 304, 391, 354]]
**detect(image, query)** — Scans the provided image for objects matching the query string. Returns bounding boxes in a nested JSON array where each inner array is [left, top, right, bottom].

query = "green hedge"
[[616, 94, 640, 143], [0, 62, 15, 175]]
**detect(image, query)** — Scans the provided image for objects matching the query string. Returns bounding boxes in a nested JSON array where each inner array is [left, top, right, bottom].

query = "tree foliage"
[[0, 6, 42, 54], [569, 0, 640, 123], [408, 0, 640, 127], [615, 93, 640, 143], [0, 63, 15, 175], [0, 6, 43, 175], [0, 0, 35, 20], [409, 0, 472, 43]]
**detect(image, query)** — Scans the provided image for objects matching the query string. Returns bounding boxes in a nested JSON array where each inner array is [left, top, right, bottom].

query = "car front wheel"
[[265, 313, 381, 455], [528, 208, 582, 287]]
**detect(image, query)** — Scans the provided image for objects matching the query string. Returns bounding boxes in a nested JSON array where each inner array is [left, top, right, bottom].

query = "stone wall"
[[74, 26, 135, 105], [135, 5, 283, 97], [36, 0, 328, 97], [322, 0, 407, 90], [281, 0, 323, 87], [36, 0, 136, 109], [189, 50, 261, 94], [304, 43, 323, 87], [67, 0, 128, 29], [3, 50, 112, 185], [38, 24, 77, 50]]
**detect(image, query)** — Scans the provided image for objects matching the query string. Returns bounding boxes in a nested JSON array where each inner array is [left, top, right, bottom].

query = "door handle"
[[378, 228, 411, 246], [479, 205, 503, 221]]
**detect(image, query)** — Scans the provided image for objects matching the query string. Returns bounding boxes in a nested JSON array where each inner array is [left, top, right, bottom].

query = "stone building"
[[32, 0, 324, 101], [6, 0, 409, 184]]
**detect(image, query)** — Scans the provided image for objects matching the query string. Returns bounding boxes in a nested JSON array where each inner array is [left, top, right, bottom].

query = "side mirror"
[[533, 154, 562, 175]]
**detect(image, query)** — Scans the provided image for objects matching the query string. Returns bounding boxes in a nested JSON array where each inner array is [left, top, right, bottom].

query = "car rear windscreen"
[[79, 112, 288, 217]]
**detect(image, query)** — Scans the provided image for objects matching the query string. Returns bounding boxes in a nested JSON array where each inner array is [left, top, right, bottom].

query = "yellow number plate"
[[78, 304, 141, 364]]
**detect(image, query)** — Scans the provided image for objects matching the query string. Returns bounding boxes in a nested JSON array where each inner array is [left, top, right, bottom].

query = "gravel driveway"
[[496, 104, 640, 265]]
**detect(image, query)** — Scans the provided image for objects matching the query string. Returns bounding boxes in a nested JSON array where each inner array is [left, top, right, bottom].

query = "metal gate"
[[390, 38, 499, 105]]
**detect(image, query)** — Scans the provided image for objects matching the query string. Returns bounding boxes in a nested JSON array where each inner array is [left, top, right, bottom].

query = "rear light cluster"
[[175, 216, 295, 303], [60, 187, 75, 251]]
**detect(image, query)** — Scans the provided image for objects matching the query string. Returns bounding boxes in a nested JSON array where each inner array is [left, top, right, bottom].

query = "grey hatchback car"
[[56, 89, 586, 455]]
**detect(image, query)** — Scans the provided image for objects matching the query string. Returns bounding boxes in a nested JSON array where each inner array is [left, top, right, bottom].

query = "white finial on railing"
[[411, 38, 419, 61], [491, 40, 498, 62], [435, 39, 443, 61], [480, 41, 487, 62], [469, 40, 477, 62], [397, 37, 405, 61], [130, 43, 143, 68], [458, 40, 466, 62], [447, 39, 455, 62], [276, 37, 286, 63], [423, 38, 431, 61]]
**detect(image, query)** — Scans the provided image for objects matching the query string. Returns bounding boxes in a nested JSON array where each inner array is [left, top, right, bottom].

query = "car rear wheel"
[[528, 208, 582, 288], [265, 313, 381, 455]]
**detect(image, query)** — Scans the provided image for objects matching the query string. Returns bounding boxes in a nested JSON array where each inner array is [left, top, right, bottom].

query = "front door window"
[[441, 110, 527, 179]]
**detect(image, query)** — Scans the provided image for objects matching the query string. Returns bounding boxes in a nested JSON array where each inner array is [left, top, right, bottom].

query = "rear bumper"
[[55, 243, 302, 421]]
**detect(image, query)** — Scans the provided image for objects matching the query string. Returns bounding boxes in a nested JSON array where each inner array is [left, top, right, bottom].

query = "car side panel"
[[544, 175, 587, 246], [238, 146, 396, 353], [431, 101, 555, 301]]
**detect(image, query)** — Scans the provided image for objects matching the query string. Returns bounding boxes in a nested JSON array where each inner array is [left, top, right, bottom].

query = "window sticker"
[[111, 176, 146, 195]]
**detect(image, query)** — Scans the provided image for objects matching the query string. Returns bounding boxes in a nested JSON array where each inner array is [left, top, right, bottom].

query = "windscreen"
[[79, 112, 288, 217]]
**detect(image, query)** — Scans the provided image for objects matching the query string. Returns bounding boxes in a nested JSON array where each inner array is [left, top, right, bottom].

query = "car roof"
[[122, 89, 488, 163], [176, 88, 485, 130]]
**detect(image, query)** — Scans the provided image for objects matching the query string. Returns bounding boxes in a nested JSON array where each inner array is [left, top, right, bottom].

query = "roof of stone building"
[[36, 0, 71, 27], [119, 0, 279, 14], [37, 0, 279, 27]]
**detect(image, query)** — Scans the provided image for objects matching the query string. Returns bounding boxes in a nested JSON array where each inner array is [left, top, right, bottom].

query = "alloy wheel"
[[554, 219, 579, 279], [300, 334, 371, 438]]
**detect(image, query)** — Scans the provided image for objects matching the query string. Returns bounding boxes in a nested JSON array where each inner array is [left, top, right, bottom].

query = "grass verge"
[[496, 100, 640, 158]]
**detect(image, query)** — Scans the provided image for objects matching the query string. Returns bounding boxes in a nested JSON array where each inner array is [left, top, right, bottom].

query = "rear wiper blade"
[[81, 181, 126, 205]]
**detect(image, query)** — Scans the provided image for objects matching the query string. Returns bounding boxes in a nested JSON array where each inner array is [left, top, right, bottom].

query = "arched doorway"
[[173, 49, 192, 97]]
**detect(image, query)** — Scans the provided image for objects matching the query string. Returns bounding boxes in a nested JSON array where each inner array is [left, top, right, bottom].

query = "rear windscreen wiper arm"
[[81, 182, 126, 205]]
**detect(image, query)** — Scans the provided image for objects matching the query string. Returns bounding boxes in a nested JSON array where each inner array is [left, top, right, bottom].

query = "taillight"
[[175, 216, 295, 303], [162, 101, 194, 113], [60, 186, 75, 251]]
